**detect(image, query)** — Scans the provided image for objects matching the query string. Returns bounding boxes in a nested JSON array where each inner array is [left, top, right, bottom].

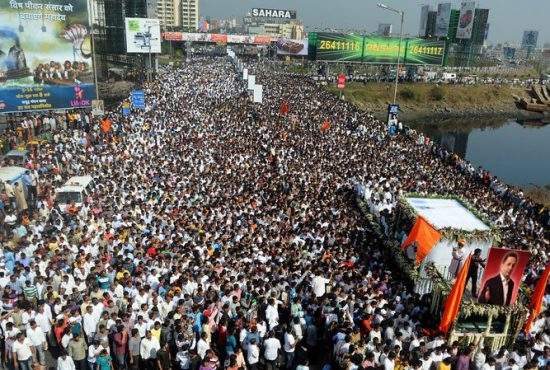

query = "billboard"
[[276, 39, 308, 56], [162, 33, 275, 45], [125, 18, 161, 53], [456, 2, 476, 39], [315, 33, 364, 61], [419, 5, 430, 37], [363, 36, 406, 64], [477, 248, 530, 306], [522, 30, 539, 50], [377, 23, 393, 37], [435, 3, 452, 37], [251, 8, 296, 19], [405, 38, 446, 65], [0, 0, 96, 113]]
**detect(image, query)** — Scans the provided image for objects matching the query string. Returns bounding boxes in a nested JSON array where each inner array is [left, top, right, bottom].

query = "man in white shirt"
[[57, 351, 76, 370], [12, 333, 35, 370], [284, 327, 296, 369], [383, 351, 396, 370], [140, 330, 160, 369], [26, 320, 47, 365], [196, 332, 210, 360], [82, 305, 98, 341], [247, 338, 260, 370], [263, 331, 281, 369], [312, 271, 330, 298], [265, 298, 279, 330]]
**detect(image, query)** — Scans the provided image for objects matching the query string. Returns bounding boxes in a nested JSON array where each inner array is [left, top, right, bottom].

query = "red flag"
[[524, 264, 550, 332], [438, 254, 472, 334], [279, 101, 289, 115], [320, 119, 331, 133], [401, 216, 442, 264]]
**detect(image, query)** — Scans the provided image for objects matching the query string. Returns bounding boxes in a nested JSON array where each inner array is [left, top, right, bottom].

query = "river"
[[410, 117, 550, 188]]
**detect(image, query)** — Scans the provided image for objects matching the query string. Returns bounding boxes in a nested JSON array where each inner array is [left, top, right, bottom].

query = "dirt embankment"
[[327, 82, 531, 121]]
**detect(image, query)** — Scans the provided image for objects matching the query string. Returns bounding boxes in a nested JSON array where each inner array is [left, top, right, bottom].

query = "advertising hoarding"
[[315, 33, 364, 62], [456, 1, 476, 39], [405, 38, 446, 65], [522, 30, 539, 50], [125, 18, 161, 53], [435, 3, 452, 37], [363, 36, 406, 64], [0, 0, 96, 113], [419, 5, 430, 37], [276, 39, 308, 56], [251, 8, 296, 19]]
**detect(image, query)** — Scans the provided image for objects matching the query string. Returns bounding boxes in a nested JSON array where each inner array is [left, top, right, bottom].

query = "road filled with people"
[[0, 56, 548, 370]]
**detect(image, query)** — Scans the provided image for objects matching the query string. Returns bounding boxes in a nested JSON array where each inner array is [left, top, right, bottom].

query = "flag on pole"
[[401, 216, 442, 264], [438, 254, 472, 334], [524, 264, 550, 333], [320, 119, 331, 133], [279, 101, 289, 115]]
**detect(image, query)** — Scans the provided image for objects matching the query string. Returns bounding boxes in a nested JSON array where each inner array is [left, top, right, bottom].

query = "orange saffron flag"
[[401, 216, 442, 264], [438, 254, 472, 334], [524, 264, 550, 332], [320, 120, 331, 133], [279, 101, 289, 115], [101, 118, 112, 133]]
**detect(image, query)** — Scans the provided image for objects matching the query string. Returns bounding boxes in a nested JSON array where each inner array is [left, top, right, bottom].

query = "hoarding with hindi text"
[[0, 0, 96, 113]]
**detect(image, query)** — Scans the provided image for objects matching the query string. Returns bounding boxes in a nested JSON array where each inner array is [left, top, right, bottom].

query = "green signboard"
[[363, 36, 406, 64], [405, 38, 446, 65], [315, 33, 364, 61], [309, 32, 445, 65]]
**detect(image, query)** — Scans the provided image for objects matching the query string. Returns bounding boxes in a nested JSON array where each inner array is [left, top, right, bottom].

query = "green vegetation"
[[327, 82, 521, 117]]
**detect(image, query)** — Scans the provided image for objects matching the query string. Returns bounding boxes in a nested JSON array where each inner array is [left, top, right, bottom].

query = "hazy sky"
[[200, 0, 550, 45]]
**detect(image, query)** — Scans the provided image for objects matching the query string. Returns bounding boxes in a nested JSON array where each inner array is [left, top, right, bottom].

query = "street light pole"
[[377, 3, 405, 104]]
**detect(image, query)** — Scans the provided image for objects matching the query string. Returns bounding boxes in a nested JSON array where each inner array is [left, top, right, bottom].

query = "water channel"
[[410, 117, 550, 188]]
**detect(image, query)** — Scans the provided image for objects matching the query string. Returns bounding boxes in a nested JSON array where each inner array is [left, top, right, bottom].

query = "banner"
[[477, 248, 530, 306], [276, 38, 308, 56], [0, 0, 96, 113], [363, 36, 406, 64], [315, 33, 364, 61], [253, 84, 262, 103], [125, 18, 161, 53], [435, 3, 452, 37], [405, 38, 446, 65], [419, 5, 430, 37], [456, 2, 476, 39], [131, 90, 145, 109], [247, 75, 255, 90]]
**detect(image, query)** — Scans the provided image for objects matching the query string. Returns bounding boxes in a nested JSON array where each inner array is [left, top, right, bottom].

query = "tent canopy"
[[405, 197, 490, 232]]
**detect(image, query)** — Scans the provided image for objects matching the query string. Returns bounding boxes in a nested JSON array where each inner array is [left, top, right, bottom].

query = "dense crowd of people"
[[0, 56, 548, 370]]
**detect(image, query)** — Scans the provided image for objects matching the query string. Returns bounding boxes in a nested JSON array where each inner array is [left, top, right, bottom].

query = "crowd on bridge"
[[0, 56, 548, 370]]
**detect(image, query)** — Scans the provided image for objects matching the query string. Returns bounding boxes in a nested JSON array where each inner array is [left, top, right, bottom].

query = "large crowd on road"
[[0, 56, 548, 370]]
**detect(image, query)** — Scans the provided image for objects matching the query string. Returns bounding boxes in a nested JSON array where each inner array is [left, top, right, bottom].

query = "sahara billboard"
[[0, 0, 95, 113]]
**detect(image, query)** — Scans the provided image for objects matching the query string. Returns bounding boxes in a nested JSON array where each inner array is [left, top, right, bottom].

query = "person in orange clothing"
[[100, 117, 112, 134]]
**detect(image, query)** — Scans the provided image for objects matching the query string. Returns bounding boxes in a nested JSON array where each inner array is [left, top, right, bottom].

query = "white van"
[[55, 175, 94, 212], [0, 166, 28, 192]]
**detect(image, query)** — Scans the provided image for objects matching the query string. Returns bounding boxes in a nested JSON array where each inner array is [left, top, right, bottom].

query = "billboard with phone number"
[[0, 0, 96, 113], [311, 33, 445, 65], [314, 33, 364, 61]]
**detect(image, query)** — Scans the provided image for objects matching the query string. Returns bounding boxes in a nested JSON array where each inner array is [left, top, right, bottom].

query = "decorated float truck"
[[390, 195, 529, 351]]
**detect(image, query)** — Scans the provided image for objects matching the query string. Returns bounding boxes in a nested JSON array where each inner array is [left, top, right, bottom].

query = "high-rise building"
[[425, 10, 437, 37], [156, 0, 181, 28], [181, 0, 199, 31]]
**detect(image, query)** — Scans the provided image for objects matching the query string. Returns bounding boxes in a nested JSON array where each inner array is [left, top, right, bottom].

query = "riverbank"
[[327, 82, 529, 121]]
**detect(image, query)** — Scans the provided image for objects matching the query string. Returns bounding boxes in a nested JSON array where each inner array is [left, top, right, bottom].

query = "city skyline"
[[201, 0, 550, 45]]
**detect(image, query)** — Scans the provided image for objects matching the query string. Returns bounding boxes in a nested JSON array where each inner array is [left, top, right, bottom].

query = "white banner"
[[456, 2, 476, 39], [435, 3, 452, 37], [248, 75, 255, 90], [243, 68, 248, 80], [125, 18, 161, 53], [253, 84, 263, 103]]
